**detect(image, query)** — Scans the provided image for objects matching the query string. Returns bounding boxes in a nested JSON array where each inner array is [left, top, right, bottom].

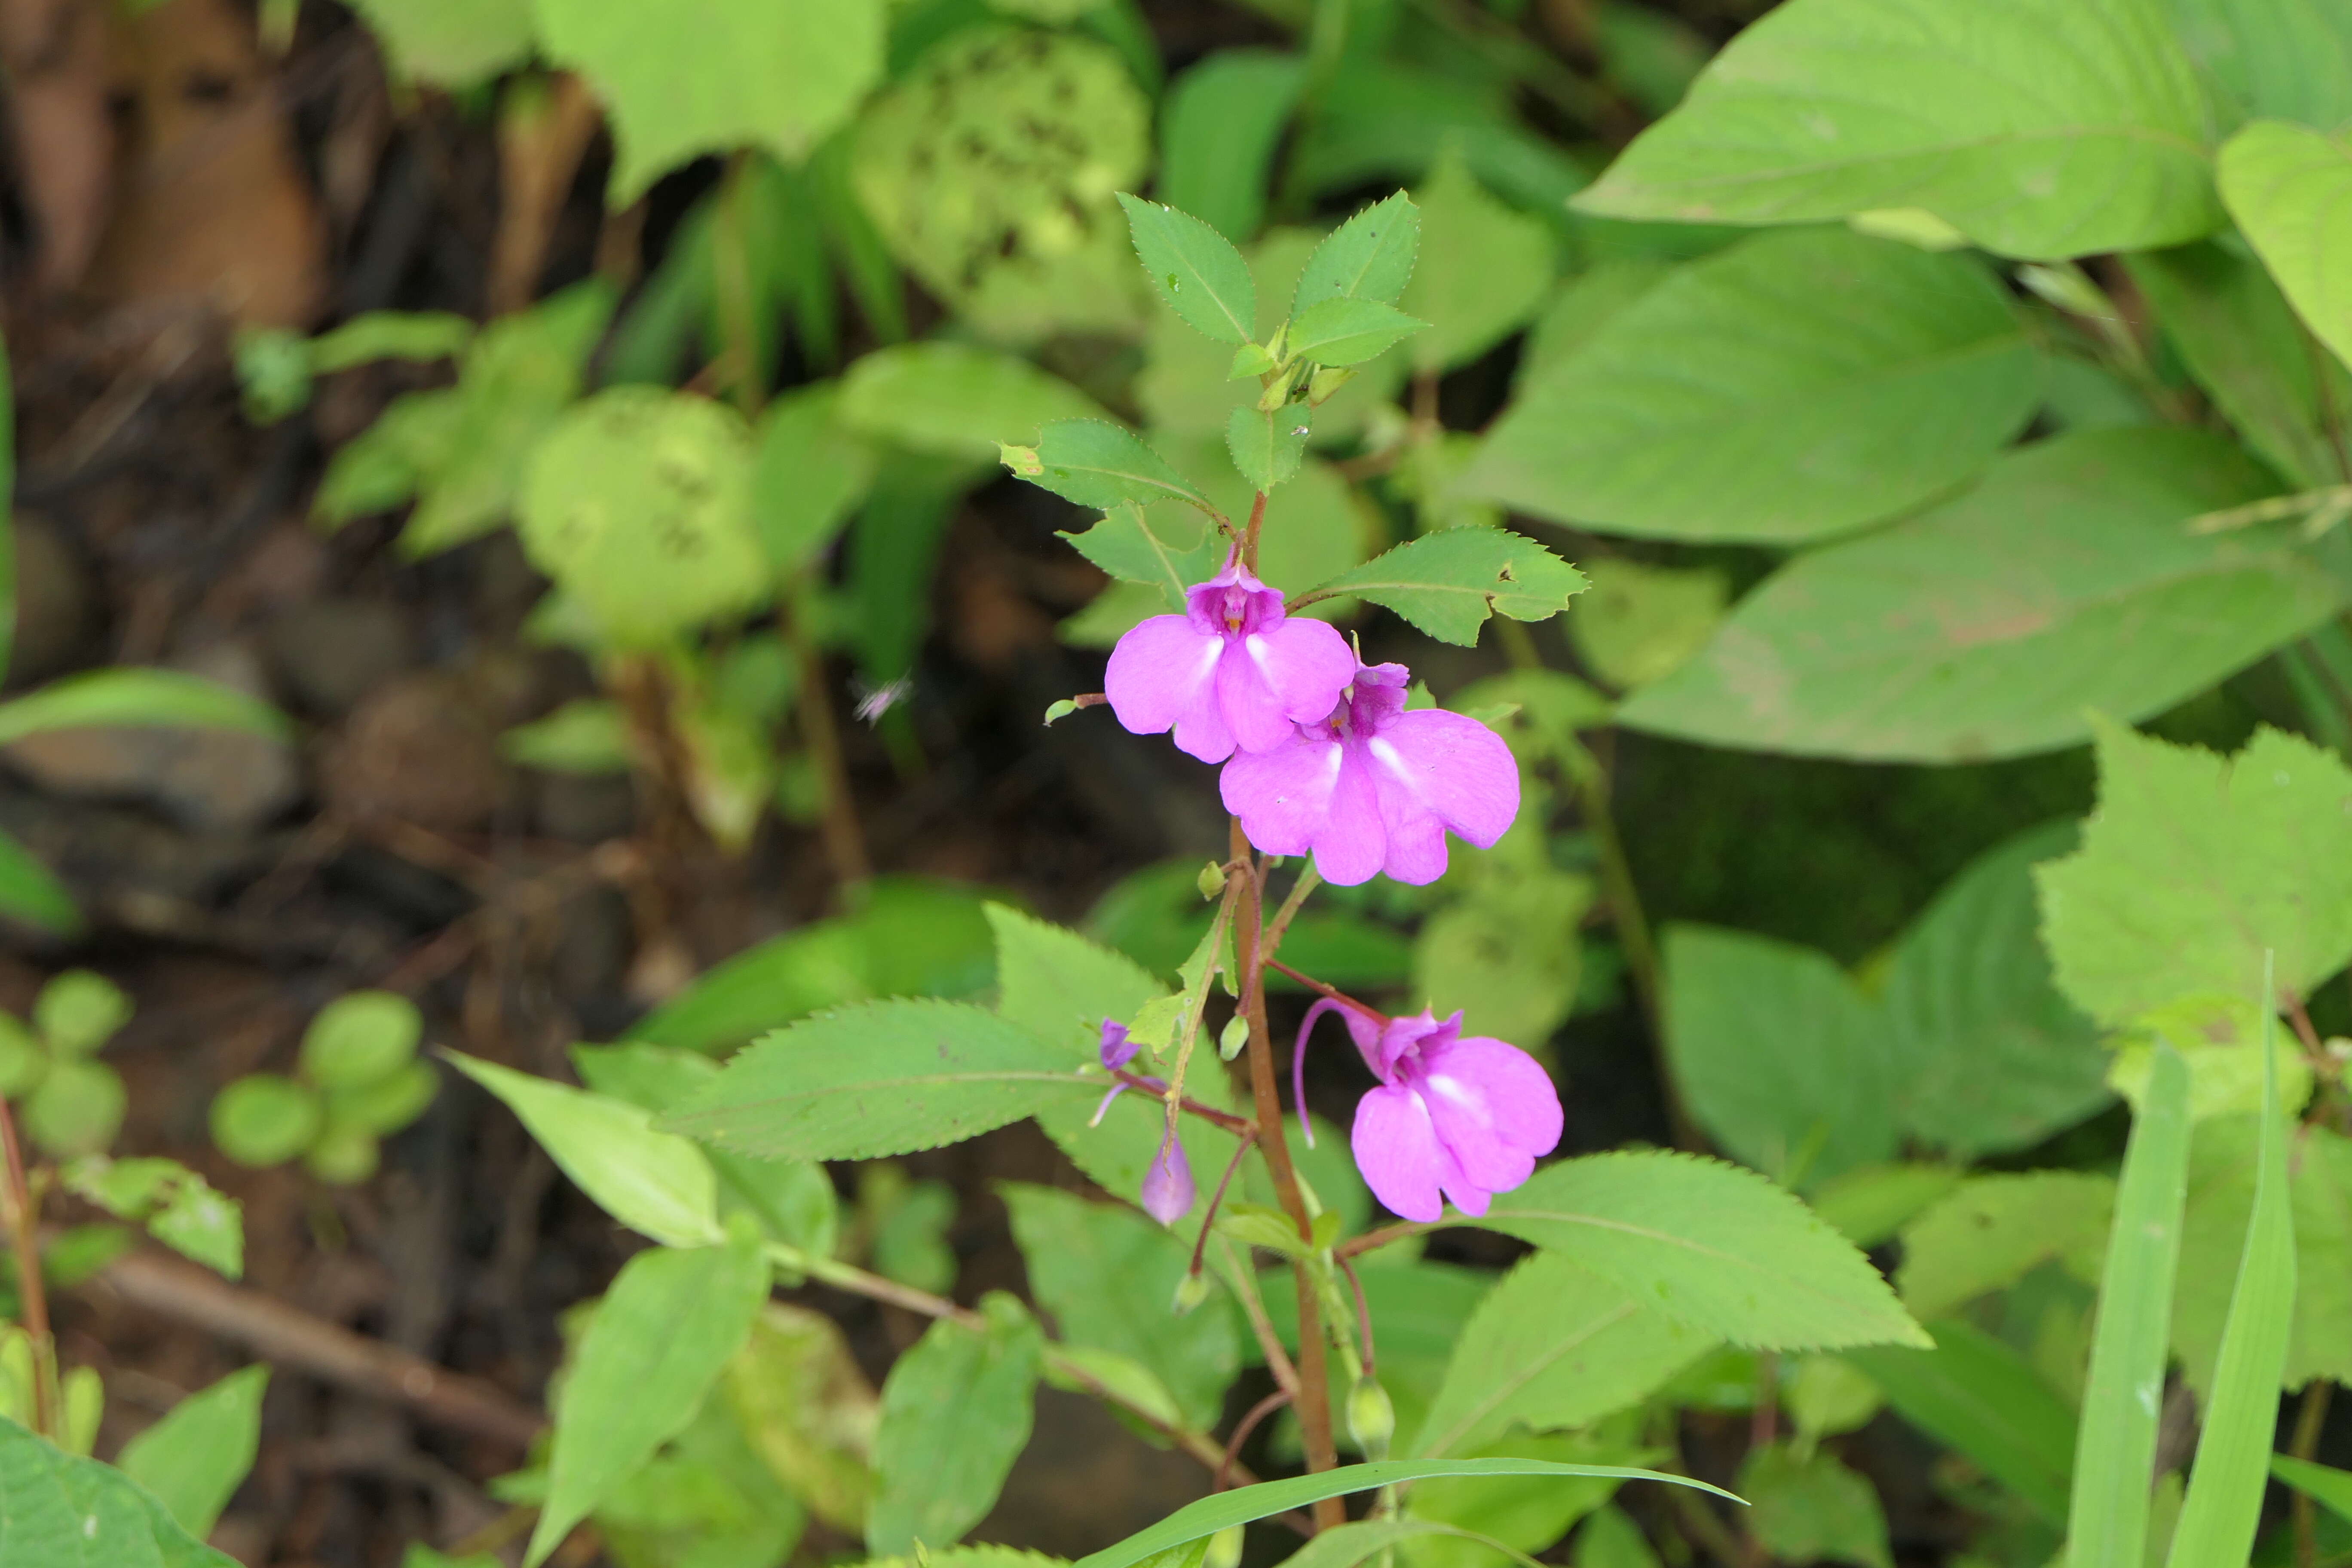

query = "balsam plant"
[[209, 991, 439, 1184]]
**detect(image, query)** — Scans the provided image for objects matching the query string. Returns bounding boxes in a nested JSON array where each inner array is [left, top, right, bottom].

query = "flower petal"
[[1171, 685, 1238, 762], [1222, 733, 1343, 857], [1255, 618, 1358, 725], [1107, 616, 1222, 740], [1309, 745, 1388, 887], [1351, 1083, 1452, 1222], [1369, 710, 1521, 851], [1419, 1034, 1562, 1194], [1216, 639, 1305, 754]]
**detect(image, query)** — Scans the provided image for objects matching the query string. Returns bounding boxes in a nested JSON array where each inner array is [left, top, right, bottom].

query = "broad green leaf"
[[1061, 506, 1224, 610], [752, 386, 876, 575], [1292, 193, 1421, 312], [1286, 297, 1425, 367], [1895, 1173, 2115, 1320], [116, 1366, 266, 1539], [531, 0, 883, 201], [2164, 0, 2352, 129], [1075, 1459, 1737, 1568], [0, 830, 80, 935], [1283, 1518, 1542, 1568], [2171, 1118, 2352, 1393], [1737, 1446, 1890, 1568], [1119, 194, 1256, 345], [346, 0, 533, 83], [867, 1294, 1044, 1555], [517, 387, 770, 647], [2216, 121, 2352, 372], [2066, 1043, 2193, 1568], [449, 1053, 721, 1247], [1408, 1254, 1712, 1459], [2127, 239, 2352, 488], [1516, 261, 1674, 392], [1574, 0, 2223, 260], [839, 343, 1108, 460], [1663, 925, 1892, 1188], [1574, 1506, 1661, 1568], [1007, 420, 1212, 511], [1567, 559, 1727, 694], [1848, 1320, 2074, 1527], [1808, 1164, 1964, 1251], [500, 700, 633, 775], [0, 1415, 236, 1566], [1225, 407, 1306, 494], [2037, 722, 2352, 1022], [2165, 979, 2293, 1568], [1156, 51, 1305, 243], [1473, 1152, 1928, 1351], [1459, 229, 2039, 542], [0, 669, 288, 746], [659, 1000, 1083, 1162], [1403, 154, 1555, 375], [1621, 429, 2339, 761], [1882, 823, 2109, 1158], [723, 1304, 878, 1533], [1001, 1183, 1237, 1431], [526, 1225, 770, 1566], [2270, 1455, 2352, 1526], [1405, 1431, 1651, 1568], [1303, 527, 1584, 646], [1410, 866, 1590, 1048]]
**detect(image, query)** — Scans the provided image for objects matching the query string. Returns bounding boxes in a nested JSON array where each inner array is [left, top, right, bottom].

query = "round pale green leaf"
[[839, 343, 1108, 460], [518, 387, 770, 647], [210, 1075, 325, 1168], [300, 991, 423, 1090], [0, 1018, 42, 1098], [303, 1122, 382, 1185], [328, 1060, 441, 1137], [533, 0, 886, 201], [348, 0, 535, 86], [23, 1058, 124, 1158], [34, 970, 129, 1058], [2217, 121, 2352, 374]]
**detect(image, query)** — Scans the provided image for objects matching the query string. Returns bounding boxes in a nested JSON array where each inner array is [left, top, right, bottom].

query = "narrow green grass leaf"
[[0, 669, 291, 745], [1848, 1320, 2075, 1527], [2269, 1454, 2352, 1525]]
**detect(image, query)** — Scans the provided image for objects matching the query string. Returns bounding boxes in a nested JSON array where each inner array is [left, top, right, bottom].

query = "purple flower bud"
[[1140, 1128, 1196, 1225], [1099, 1017, 1138, 1072]]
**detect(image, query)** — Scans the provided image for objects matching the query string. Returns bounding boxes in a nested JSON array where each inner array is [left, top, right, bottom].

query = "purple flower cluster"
[[1106, 553, 1519, 886]]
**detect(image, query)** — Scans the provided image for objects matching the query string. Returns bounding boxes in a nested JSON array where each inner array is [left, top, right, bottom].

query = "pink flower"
[[1141, 1128, 1195, 1224], [1297, 1001, 1561, 1222], [1221, 662, 1519, 886], [1105, 551, 1357, 763]]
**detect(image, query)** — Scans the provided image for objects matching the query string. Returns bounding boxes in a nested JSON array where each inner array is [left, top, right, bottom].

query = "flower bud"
[[1098, 1018, 1139, 1072], [1196, 859, 1227, 899], [1204, 1525, 1245, 1568], [1171, 1268, 1213, 1315], [1218, 1015, 1248, 1062], [1140, 1130, 1195, 1225], [1347, 1376, 1396, 1456]]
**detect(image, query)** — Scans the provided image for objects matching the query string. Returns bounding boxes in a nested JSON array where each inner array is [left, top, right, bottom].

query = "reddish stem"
[[1188, 1130, 1259, 1281], [1265, 957, 1389, 1023], [0, 1099, 53, 1437]]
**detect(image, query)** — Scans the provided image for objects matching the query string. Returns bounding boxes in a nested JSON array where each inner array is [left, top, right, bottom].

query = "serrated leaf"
[[867, 1295, 1044, 1554], [526, 1225, 770, 1567], [1225, 407, 1306, 493], [1847, 1320, 2076, 1527], [1304, 528, 1584, 646], [659, 999, 1085, 1162], [1459, 228, 2039, 543], [1573, 0, 2223, 260], [1621, 429, 2341, 762], [1012, 420, 1213, 511], [1293, 193, 1421, 312], [1895, 1173, 2116, 1320], [449, 1052, 722, 1247], [2217, 120, 2352, 373], [2037, 722, 2352, 1023], [0, 1415, 236, 1566], [1408, 1253, 1712, 1459], [1286, 297, 1425, 367], [116, 1366, 267, 1540], [1119, 194, 1256, 345], [1060, 506, 1224, 611], [1473, 1152, 1928, 1351]]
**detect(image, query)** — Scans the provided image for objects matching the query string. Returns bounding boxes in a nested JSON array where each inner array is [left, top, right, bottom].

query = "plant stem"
[[1266, 956, 1388, 1023], [1334, 1219, 1436, 1261], [0, 1099, 53, 1438], [1243, 491, 1268, 570], [2293, 1381, 2334, 1568], [1231, 818, 1346, 1529]]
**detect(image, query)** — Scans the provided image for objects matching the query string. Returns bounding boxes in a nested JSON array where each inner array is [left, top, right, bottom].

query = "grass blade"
[[2065, 1039, 2193, 1568], [2167, 955, 2295, 1567]]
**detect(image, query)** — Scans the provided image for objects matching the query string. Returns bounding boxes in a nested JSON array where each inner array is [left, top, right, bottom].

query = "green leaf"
[[839, 343, 1109, 461], [1663, 925, 1892, 1188], [1460, 229, 2040, 542], [2165, 974, 2294, 1568], [1847, 1320, 2075, 1527], [659, 999, 1084, 1162], [526, 1225, 770, 1567], [0, 669, 289, 747], [1574, 1505, 1662, 1568], [0, 1414, 238, 1566], [1000, 1183, 1237, 1431], [1400, 154, 1555, 376], [1410, 867, 1591, 1048], [2164, 0, 2352, 129], [867, 1294, 1044, 1555], [1282, 1517, 1540, 1568], [1567, 560, 1727, 694], [1292, 193, 1421, 312], [1156, 51, 1305, 243], [501, 700, 634, 775], [1286, 297, 1425, 367], [1076, 1460, 1737, 1568], [306, 309, 475, 372], [532, 0, 884, 201], [0, 830, 80, 935], [63, 1156, 242, 1279], [36, 971, 129, 1057], [1224, 407, 1308, 494], [1118, 194, 1257, 345], [1894, 1173, 2116, 1320], [722, 1303, 878, 1533], [116, 1367, 267, 1539], [1620, 429, 2340, 761], [209, 1075, 322, 1169], [1573, 0, 2223, 260], [1807, 1164, 1964, 1251], [300, 992, 420, 1090], [517, 387, 771, 648], [1063, 507, 1224, 612], [1473, 1152, 1928, 1351], [1882, 824, 2110, 1158], [1408, 1254, 1712, 1459], [2174, 1120, 2352, 1394], [1737, 1446, 1890, 1568], [448, 1052, 722, 1247], [1010, 420, 1213, 512], [2216, 121, 2352, 372], [1304, 528, 1585, 646], [343, 0, 532, 84], [1405, 1431, 1652, 1568], [752, 385, 876, 576], [2269, 1455, 2352, 1526], [2038, 722, 2352, 1023], [2066, 1041, 2193, 1568]]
